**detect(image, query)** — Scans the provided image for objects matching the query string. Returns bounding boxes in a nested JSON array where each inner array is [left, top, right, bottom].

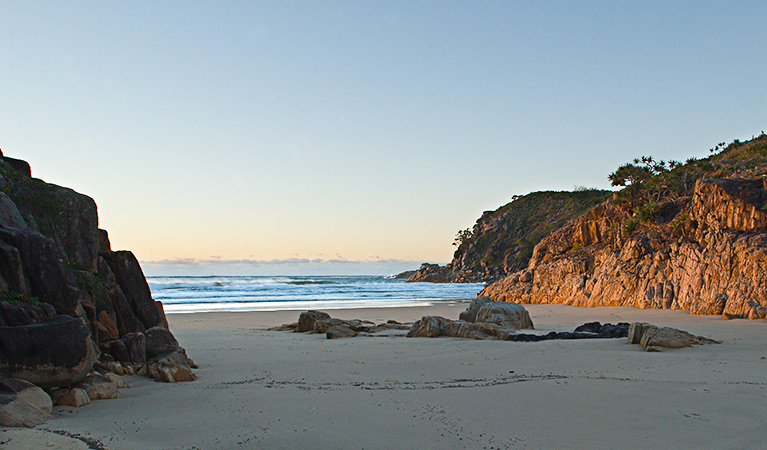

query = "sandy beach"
[[4, 302, 767, 450]]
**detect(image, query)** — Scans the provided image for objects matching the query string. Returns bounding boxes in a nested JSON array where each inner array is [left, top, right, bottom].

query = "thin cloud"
[[141, 257, 422, 266]]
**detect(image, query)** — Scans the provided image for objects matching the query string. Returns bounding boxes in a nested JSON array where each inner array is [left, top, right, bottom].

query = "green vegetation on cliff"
[[0, 289, 40, 307], [609, 133, 767, 234]]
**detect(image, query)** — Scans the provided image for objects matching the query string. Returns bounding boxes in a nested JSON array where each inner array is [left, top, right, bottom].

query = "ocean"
[[148, 275, 486, 313]]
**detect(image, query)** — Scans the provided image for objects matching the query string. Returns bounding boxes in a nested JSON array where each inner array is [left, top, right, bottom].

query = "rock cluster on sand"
[[0, 154, 195, 426], [408, 297, 535, 340], [291, 311, 410, 339], [628, 322, 720, 352], [292, 299, 637, 343], [290, 301, 722, 354]]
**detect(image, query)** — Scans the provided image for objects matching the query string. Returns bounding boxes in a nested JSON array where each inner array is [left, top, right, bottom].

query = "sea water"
[[148, 275, 486, 313]]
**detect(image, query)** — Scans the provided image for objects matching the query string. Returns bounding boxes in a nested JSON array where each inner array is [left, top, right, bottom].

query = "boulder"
[[0, 315, 99, 388], [146, 349, 197, 383], [297, 310, 331, 332], [443, 320, 504, 340], [101, 332, 147, 369], [458, 297, 492, 322], [407, 316, 515, 340], [122, 332, 147, 366], [458, 297, 534, 330], [0, 377, 52, 427], [628, 323, 720, 351], [145, 326, 179, 359], [406, 316, 454, 338], [474, 300, 534, 330]]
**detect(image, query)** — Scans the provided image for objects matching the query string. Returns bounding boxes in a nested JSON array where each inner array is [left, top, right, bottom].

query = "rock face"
[[0, 153, 195, 423], [480, 176, 767, 319], [405, 190, 611, 283]]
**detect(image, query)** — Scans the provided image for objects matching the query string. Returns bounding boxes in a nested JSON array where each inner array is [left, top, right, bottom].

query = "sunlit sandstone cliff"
[[481, 135, 767, 319]]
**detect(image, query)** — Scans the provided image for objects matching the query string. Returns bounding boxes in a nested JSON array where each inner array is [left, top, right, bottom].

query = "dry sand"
[[4, 302, 767, 450]]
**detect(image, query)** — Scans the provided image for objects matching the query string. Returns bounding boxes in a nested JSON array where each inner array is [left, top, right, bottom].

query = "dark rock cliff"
[[0, 154, 194, 386]]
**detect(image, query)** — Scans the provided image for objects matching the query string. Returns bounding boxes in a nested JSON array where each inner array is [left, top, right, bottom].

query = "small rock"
[[76, 373, 119, 400], [326, 325, 358, 339], [50, 387, 91, 407], [103, 373, 129, 389], [146, 349, 196, 383]]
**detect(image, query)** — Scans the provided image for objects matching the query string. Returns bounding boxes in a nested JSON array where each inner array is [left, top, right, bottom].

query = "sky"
[[1, 1, 766, 275]]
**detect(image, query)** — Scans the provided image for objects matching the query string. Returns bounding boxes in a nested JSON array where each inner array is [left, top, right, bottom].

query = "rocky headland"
[[405, 189, 611, 283], [0, 151, 195, 427], [480, 134, 767, 320]]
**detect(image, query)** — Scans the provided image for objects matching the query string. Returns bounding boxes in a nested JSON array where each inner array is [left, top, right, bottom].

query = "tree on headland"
[[453, 228, 473, 247]]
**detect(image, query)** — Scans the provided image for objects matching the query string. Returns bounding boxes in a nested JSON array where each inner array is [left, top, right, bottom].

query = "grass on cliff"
[[0, 289, 40, 307], [74, 270, 107, 305]]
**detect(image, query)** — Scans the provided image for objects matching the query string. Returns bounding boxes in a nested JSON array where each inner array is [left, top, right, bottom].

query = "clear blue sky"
[[1, 1, 765, 275]]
